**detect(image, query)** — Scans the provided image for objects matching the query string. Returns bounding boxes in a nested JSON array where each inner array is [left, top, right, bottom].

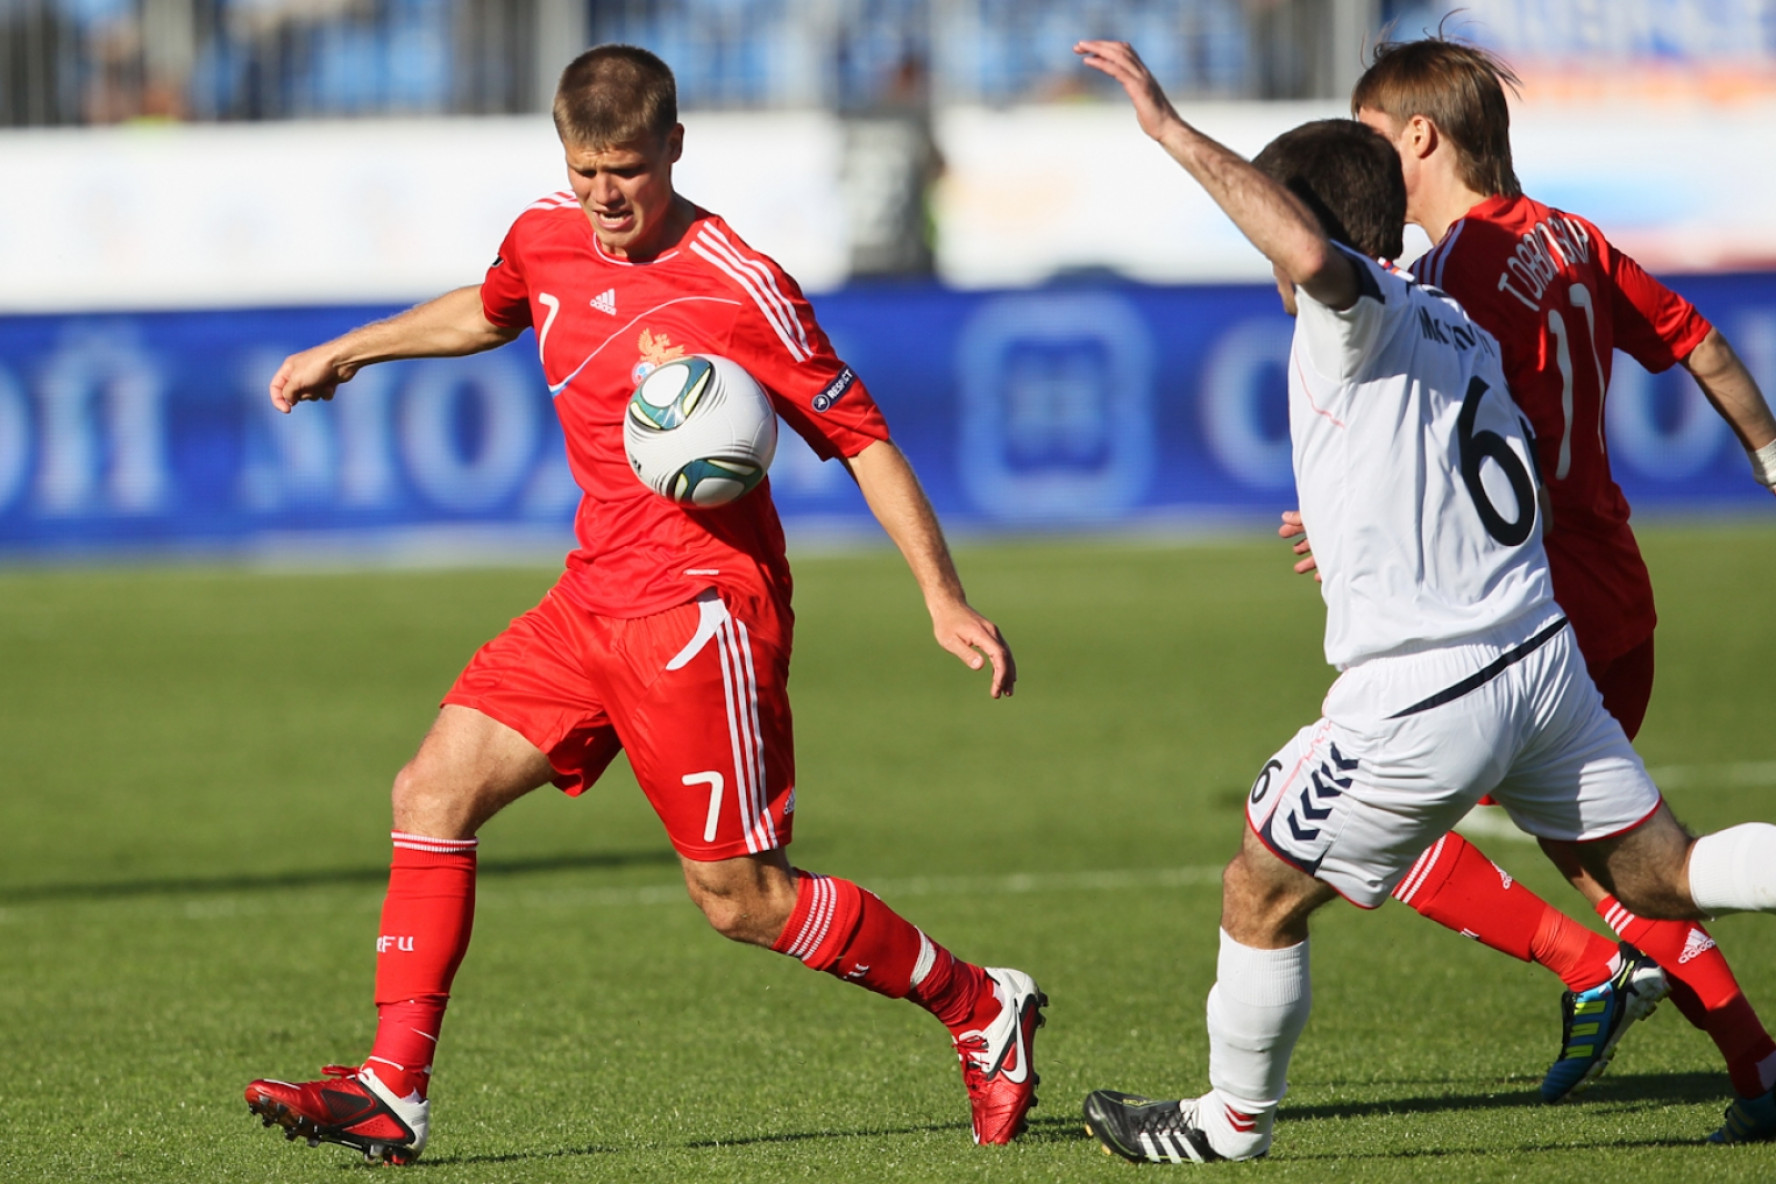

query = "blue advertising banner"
[[1, 275, 1773, 560]]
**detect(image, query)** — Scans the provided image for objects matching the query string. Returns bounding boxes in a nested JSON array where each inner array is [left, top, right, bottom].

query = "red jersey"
[[480, 197, 890, 629], [1412, 194, 1711, 666]]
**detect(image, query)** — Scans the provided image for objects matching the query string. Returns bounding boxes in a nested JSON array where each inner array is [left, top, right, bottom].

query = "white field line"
[[0, 865, 1226, 925], [485, 865, 1228, 914], [1453, 807, 1537, 845], [1450, 760, 1776, 849]]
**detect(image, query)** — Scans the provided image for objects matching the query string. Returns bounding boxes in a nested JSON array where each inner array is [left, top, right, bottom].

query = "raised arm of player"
[[843, 440, 1016, 698], [1684, 328, 1776, 495], [1074, 39, 1357, 312], [268, 284, 521, 413]]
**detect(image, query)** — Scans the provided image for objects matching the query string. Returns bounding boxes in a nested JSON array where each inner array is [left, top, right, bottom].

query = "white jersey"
[[1291, 248, 1555, 669]]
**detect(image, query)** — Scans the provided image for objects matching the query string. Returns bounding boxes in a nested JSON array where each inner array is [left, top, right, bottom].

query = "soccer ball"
[[623, 355, 778, 507]]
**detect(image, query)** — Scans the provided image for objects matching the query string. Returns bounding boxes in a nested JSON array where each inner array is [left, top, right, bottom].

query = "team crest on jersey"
[[632, 328, 687, 384]]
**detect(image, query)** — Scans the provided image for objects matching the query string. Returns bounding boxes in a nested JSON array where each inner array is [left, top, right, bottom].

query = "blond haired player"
[[242, 44, 1043, 1164]]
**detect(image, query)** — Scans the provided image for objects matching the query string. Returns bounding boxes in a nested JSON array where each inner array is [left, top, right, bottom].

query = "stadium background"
[[3, 0, 1775, 558]]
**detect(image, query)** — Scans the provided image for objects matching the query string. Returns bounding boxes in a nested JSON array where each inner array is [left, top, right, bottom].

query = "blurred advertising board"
[[0, 277, 1771, 561], [6, 100, 1776, 314]]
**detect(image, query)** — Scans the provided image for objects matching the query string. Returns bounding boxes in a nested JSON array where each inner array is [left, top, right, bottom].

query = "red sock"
[[1599, 895, 1776, 1098], [771, 869, 989, 1031], [364, 833, 478, 1100], [1394, 832, 1618, 992]]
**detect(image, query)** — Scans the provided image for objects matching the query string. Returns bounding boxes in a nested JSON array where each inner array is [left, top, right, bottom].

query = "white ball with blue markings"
[[624, 355, 778, 507]]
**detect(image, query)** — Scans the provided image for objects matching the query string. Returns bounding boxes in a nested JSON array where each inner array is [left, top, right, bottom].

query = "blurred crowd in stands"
[[2, 0, 1773, 127]]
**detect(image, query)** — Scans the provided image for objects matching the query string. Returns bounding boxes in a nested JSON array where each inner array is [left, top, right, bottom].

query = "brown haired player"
[[1332, 36, 1776, 1140], [242, 44, 1044, 1164]]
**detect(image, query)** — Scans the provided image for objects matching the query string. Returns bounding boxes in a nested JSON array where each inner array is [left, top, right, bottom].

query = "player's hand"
[[268, 345, 354, 413], [1074, 40, 1181, 143], [1278, 510, 1320, 581], [931, 600, 1016, 699]]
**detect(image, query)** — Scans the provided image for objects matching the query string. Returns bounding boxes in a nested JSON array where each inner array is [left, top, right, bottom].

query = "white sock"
[[1689, 823, 1776, 914], [1200, 929, 1311, 1158]]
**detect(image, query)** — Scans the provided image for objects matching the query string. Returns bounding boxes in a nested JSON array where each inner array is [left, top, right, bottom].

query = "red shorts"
[[443, 585, 796, 861], [1587, 634, 1655, 742]]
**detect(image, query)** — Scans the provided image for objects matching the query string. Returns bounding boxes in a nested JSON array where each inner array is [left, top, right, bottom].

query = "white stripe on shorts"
[[710, 611, 776, 854], [734, 617, 775, 852], [712, 615, 758, 852]]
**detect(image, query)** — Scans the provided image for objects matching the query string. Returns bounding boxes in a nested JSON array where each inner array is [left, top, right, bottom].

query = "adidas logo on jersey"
[[591, 289, 617, 316]]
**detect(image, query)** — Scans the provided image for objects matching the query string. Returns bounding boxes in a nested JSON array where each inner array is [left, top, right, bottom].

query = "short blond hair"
[[553, 44, 677, 148]]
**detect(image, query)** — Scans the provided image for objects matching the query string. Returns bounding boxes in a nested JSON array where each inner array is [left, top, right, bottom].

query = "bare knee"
[[1576, 806, 1703, 920], [1604, 853, 1702, 920], [388, 706, 553, 839], [1221, 831, 1334, 948], [390, 757, 471, 837], [693, 886, 775, 944], [682, 854, 797, 947]]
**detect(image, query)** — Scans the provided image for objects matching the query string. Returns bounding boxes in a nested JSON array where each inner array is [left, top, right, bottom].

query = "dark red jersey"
[[481, 197, 890, 628], [1412, 194, 1711, 666]]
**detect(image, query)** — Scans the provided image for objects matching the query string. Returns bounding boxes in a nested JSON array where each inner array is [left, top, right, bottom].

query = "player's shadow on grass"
[[0, 849, 681, 905], [681, 1120, 963, 1149], [416, 1121, 980, 1165], [406, 1143, 621, 1167], [1286, 1070, 1728, 1122], [682, 1113, 1092, 1150]]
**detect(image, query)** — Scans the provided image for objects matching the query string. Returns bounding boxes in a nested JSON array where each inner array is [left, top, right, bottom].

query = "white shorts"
[[1243, 608, 1662, 908]]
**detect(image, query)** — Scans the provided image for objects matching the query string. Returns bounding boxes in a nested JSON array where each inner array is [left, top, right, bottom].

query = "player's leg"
[[680, 845, 993, 1035], [389, 704, 556, 838], [1502, 635, 1776, 1138], [1393, 639, 1656, 992], [1085, 824, 1331, 1165], [1540, 832, 1776, 1109], [1560, 799, 1776, 1143], [679, 844, 1043, 1140], [364, 705, 554, 1095], [1392, 827, 1655, 1102], [1204, 825, 1335, 1151], [246, 589, 612, 1164], [616, 591, 1045, 1144], [679, 845, 980, 1017], [244, 706, 553, 1163], [1564, 805, 1776, 922], [1393, 830, 1620, 993], [1563, 806, 1696, 919], [1087, 680, 1492, 1165], [1563, 636, 1776, 1111]]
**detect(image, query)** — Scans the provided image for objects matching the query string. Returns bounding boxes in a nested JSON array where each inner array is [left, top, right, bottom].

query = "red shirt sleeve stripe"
[[690, 226, 813, 362]]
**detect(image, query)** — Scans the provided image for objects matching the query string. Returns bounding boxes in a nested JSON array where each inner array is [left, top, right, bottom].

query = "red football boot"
[[245, 1064, 428, 1165], [951, 967, 1047, 1144]]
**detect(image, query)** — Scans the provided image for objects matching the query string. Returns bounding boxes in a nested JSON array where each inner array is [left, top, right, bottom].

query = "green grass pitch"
[[2, 523, 1774, 1182]]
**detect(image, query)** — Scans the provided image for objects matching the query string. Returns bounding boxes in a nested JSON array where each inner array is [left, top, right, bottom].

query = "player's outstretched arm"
[[843, 440, 1016, 698], [1683, 328, 1776, 496], [1074, 39, 1356, 311], [269, 285, 520, 413]]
